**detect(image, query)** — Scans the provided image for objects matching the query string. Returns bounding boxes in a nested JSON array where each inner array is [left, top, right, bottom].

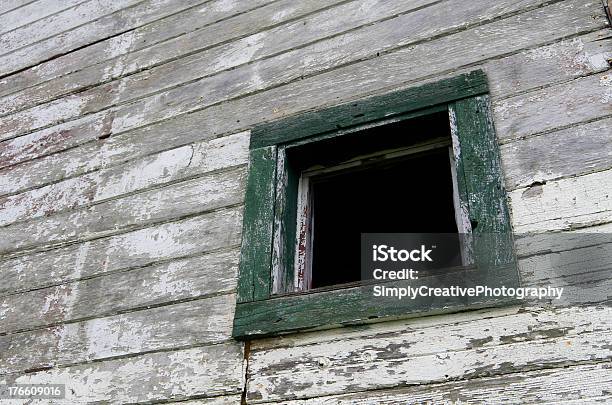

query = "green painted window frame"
[[233, 70, 519, 340]]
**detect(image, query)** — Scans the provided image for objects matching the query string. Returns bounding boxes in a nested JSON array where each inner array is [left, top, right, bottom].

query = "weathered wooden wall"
[[0, 0, 610, 403]]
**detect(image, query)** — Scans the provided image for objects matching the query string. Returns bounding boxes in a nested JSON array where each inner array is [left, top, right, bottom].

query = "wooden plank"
[[249, 304, 606, 351], [233, 265, 519, 339], [0, 0, 274, 98], [0, 0, 141, 56], [451, 95, 515, 269], [0, 0, 347, 115], [178, 395, 244, 405], [493, 72, 612, 143], [0, 0, 35, 16], [519, 241, 612, 284], [0, 206, 243, 296], [486, 29, 612, 99], [0, 165, 246, 255], [259, 363, 612, 404], [0, 110, 109, 170], [237, 146, 277, 303], [251, 306, 523, 351], [515, 227, 612, 305], [0, 131, 249, 227], [0, 342, 245, 402], [540, 275, 612, 306], [0, 0, 605, 196], [0, 294, 236, 374], [501, 116, 612, 191], [245, 305, 612, 402], [0, 0, 242, 77], [509, 168, 612, 233], [252, 71, 488, 148], [0, 0, 449, 139], [0, 248, 239, 334], [0, 0, 83, 35], [51, 1, 604, 142], [515, 223, 612, 257]]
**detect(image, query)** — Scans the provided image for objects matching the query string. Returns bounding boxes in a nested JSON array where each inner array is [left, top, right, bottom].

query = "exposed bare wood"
[[0, 1, 36, 16], [246, 305, 612, 402], [0, 131, 249, 228], [0, 0, 351, 113], [0, 1, 608, 208], [0, 0, 254, 77], [1, 0, 610, 403], [0, 0, 83, 35], [0, 0, 141, 56], [0, 162, 246, 255], [501, 116, 612, 190], [0, 1, 606, 199], [0, 0, 275, 98], [0, 206, 243, 296], [178, 395, 244, 404], [259, 363, 612, 404], [0, 248, 239, 333], [509, 168, 612, 233], [0, 294, 237, 375], [0, 343, 245, 402], [493, 72, 612, 143], [0, 0, 452, 138]]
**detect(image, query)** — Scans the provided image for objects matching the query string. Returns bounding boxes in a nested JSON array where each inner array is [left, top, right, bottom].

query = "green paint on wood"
[[233, 264, 519, 339], [250, 70, 488, 149], [453, 96, 516, 273], [234, 70, 519, 339], [236, 146, 277, 303]]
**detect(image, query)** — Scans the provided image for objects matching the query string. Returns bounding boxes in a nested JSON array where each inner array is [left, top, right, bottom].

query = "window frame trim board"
[[233, 70, 519, 340]]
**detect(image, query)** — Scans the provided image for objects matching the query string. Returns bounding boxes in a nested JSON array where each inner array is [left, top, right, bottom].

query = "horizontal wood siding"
[[0, 0, 610, 403]]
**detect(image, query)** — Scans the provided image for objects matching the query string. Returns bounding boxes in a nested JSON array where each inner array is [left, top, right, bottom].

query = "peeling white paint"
[[599, 74, 612, 104]]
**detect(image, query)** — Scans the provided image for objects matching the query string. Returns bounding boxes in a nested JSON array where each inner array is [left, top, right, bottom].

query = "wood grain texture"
[[1, 0, 611, 403], [494, 72, 612, 143], [501, 116, 612, 191], [0, 0, 450, 140], [486, 29, 612, 99], [6, 26, 608, 178], [509, 168, 612, 233], [0, 0, 605, 199], [0, 294, 236, 375], [251, 70, 488, 148], [0, 1, 35, 16], [0, 206, 242, 296], [0, 164, 246, 255], [0, 248, 239, 334], [0, 342, 245, 403], [258, 363, 612, 404], [515, 223, 612, 256], [0, 0, 141, 56], [0, 0, 238, 77], [177, 395, 244, 404], [0, 131, 249, 228], [451, 95, 515, 268], [0, 0, 346, 116], [519, 241, 612, 283], [0, 0, 83, 35], [0, 0, 274, 98], [245, 305, 612, 402]]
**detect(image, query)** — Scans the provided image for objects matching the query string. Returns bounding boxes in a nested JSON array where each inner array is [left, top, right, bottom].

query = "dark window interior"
[[286, 111, 460, 289]]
